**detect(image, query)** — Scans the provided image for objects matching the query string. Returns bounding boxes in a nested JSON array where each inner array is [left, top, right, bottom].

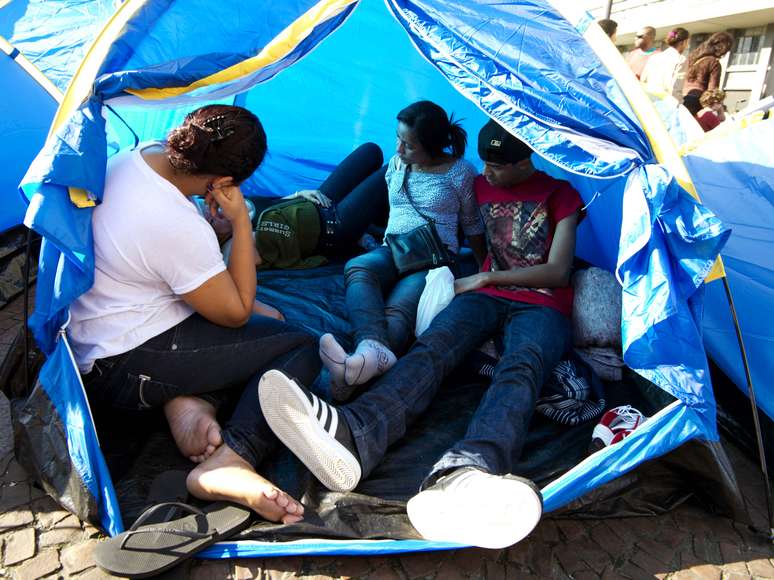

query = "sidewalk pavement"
[[1, 292, 773, 579]]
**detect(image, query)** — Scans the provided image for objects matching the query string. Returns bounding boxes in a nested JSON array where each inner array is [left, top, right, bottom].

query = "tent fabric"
[[12, 0, 735, 553], [682, 118, 774, 421], [0, 38, 59, 233], [0, 0, 116, 95]]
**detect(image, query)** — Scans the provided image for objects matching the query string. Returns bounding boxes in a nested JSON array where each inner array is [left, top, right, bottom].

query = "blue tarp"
[[9, 0, 737, 555], [683, 119, 774, 421]]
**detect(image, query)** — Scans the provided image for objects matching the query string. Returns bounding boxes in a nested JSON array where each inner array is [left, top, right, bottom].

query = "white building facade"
[[581, 0, 774, 111]]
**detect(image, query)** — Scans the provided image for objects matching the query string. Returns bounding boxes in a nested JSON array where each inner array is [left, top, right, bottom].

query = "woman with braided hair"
[[70, 104, 316, 523]]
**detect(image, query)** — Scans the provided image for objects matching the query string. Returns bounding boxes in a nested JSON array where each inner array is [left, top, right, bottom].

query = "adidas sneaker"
[[258, 370, 361, 492]]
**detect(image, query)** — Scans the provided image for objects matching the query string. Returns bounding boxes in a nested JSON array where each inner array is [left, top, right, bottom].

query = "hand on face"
[[205, 176, 248, 223]]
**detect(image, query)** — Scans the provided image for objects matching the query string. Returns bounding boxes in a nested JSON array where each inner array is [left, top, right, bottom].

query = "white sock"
[[344, 339, 396, 386], [319, 333, 347, 387]]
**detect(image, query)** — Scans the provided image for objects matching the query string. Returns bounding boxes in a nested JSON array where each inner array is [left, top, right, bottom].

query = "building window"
[[729, 27, 765, 67]]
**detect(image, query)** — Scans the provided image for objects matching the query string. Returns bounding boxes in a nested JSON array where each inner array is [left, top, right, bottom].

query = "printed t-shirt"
[[474, 171, 583, 317]]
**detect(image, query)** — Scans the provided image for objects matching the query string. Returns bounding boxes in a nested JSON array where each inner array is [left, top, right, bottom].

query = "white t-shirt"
[[69, 143, 226, 372], [641, 46, 686, 99]]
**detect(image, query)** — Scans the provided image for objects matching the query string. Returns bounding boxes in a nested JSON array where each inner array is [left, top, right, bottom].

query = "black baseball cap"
[[477, 119, 532, 165]]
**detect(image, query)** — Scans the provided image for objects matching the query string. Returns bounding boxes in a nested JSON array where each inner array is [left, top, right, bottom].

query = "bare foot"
[[163, 396, 223, 463], [187, 444, 304, 524]]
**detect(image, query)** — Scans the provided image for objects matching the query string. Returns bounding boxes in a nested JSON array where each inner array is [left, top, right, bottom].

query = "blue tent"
[[9, 0, 744, 557], [682, 118, 774, 422]]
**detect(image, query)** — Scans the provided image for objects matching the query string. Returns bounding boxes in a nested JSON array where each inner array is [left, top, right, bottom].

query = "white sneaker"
[[407, 467, 543, 549], [258, 370, 362, 492]]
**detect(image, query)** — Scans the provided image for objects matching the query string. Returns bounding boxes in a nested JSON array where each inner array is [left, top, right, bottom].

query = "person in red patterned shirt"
[[256, 119, 583, 550]]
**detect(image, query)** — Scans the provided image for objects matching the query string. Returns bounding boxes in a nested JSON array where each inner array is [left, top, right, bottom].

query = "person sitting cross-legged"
[[258, 119, 583, 549]]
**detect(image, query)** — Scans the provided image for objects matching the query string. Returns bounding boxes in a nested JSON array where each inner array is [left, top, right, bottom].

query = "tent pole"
[[722, 276, 774, 541], [22, 227, 32, 396], [604, 0, 613, 19]]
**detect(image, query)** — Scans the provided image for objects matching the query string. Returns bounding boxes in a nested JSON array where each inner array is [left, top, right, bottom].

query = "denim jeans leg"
[[426, 302, 570, 485], [344, 246, 399, 346], [318, 143, 384, 204], [87, 313, 319, 467], [223, 337, 321, 466], [384, 269, 428, 355], [340, 293, 505, 477]]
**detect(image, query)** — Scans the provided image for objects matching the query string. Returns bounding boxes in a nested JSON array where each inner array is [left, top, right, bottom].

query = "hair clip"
[[202, 114, 237, 142]]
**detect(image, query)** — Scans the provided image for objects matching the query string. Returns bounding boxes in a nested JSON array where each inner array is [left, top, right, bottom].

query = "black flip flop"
[[94, 502, 251, 578]]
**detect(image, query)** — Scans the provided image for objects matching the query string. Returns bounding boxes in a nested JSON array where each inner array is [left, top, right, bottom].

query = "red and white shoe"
[[591, 405, 647, 448]]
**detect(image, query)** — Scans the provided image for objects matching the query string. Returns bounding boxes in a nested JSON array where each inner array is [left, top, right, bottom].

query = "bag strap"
[[401, 163, 436, 225]]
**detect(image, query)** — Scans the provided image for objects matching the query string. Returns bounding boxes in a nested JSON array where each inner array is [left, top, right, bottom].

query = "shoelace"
[[610, 405, 645, 428]]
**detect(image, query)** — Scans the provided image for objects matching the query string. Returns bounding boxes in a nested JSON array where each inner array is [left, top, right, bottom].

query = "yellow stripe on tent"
[[126, 0, 358, 100], [560, 10, 726, 282], [43, 0, 150, 208]]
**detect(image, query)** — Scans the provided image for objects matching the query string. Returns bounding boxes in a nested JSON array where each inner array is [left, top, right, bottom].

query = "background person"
[[641, 27, 690, 98], [598, 18, 618, 42], [683, 31, 733, 116], [627, 26, 659, 79], [696, 89, 727, 132]]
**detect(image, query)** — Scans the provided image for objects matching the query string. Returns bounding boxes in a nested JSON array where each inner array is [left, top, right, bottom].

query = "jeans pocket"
[[112, 372, 176, 411]]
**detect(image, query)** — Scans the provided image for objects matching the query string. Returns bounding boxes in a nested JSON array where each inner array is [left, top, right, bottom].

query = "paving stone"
[[61, 539, 98, 575], [556, 518, 587, 542], [11, 548, 60, 579], [0, 508, 34, 531], [336, 556, 379, 578], [611, 560, 651, 580], [188, 560, 232, 580], [688, 563, 722, 579], [536, 519, 561, 543], [747, 558, 774, 577], [36, 507, 71, 530], [0, 483, 30, 510], [635, 537, 676, 567], [3, 527, 35, 566], [630, 549, 671, 579], [38, 525, 87, 548], [233, 562, 256, 579], [555, 546, 592, 576], [484, 558, 509, 579], [398, 551, 443, 579], [75, 565, 122, 579], [721, 561, 751, 576]]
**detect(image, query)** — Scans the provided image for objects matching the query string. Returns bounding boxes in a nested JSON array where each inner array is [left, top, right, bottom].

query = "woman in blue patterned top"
[[320, 100, 487, 396]]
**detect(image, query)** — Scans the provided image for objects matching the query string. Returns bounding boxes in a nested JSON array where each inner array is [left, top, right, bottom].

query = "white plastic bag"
[[415, 266, 456, 336]]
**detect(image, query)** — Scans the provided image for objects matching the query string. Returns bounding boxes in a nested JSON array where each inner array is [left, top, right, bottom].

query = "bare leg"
[[187, 444, 304, 524], [163, 396, 223, 463]]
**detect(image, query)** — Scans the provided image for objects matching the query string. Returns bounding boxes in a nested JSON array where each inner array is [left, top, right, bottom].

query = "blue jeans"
[[344, 246, 428, 355], [340, 292, 570, 484], [82, 313, 320, 467]]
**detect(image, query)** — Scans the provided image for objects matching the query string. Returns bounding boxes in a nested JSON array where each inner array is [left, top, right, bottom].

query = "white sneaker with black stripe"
[[258, 369, 362, 492], [407, 467, 543, 549]]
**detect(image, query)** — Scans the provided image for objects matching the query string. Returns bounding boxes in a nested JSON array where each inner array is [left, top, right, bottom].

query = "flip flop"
[[94, 502, 251, 578]]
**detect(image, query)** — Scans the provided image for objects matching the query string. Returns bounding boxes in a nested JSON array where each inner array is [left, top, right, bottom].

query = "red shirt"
[[474, 171, 583, 316]]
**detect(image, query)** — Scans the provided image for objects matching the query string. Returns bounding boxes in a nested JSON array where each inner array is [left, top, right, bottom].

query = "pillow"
[[572, 267, 622, 348]]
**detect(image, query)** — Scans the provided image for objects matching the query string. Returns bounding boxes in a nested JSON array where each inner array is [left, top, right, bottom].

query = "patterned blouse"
[[383, 155, 484, 254]]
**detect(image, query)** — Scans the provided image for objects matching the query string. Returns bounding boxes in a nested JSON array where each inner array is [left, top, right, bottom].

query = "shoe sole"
[[406, 474, 543, 549], [258, 370, 362, 492]]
